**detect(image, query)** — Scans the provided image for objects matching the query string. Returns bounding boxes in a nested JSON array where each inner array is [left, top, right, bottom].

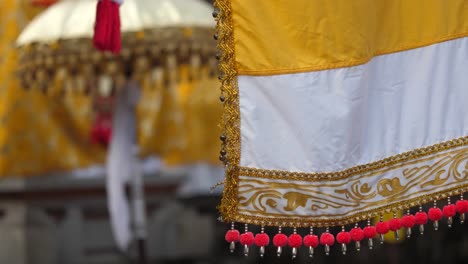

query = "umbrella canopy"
[[17, 0, 214, 44], [16, 0, 216, 95]]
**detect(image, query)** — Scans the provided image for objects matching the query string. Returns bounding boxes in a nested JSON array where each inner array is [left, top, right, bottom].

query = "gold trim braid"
[[215, 0, 241, 222]]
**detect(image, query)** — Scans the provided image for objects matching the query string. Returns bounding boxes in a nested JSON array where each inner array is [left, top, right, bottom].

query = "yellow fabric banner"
[[232, 0, 468, 75]]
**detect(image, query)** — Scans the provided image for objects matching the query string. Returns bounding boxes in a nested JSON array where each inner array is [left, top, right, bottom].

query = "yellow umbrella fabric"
[[0, 0, 105, 177], [0, 0, 221, 178]]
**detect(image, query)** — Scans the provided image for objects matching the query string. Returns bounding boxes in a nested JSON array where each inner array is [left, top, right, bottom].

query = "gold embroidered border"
[[240, 136, 468, 182], [233, 184, 468, 228], [215, 0, 241, 222]]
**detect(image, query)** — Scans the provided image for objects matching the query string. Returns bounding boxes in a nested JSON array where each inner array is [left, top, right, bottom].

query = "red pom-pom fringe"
[[363, 226, 376, 239], [320, 232, 335, 246], [225, 230, 240, 243], [401, 215, 416, 228], [428, 207, 443, 221], [389, 218, 402, 231], [239, 232, 254, 246], [350, 227, 364, 241], [254, 233, 270, 247], [443, 204, 457, 217], [273, 233, 288, 247], [376, 221, 390, 234], [303, 235, 319, 248], [456, 200, 468, 213], [415, 212, 428, 224], [288, 234, 303, 248], [336, 231, 351, 244]]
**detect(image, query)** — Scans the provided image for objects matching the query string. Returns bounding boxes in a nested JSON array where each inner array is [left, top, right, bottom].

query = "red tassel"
[[94, 0, 121, 54]]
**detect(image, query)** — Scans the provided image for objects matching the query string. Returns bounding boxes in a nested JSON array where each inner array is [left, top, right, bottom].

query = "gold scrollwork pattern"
[[236, 146, 468, 226]]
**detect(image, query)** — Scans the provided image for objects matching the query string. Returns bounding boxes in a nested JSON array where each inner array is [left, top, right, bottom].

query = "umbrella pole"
[[131, 145, 148, 264]]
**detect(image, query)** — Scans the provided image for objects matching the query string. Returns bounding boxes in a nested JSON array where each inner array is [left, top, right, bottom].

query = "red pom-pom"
[[350, 227, 364, 241], [273, 233, 288, 247], [363, 226, 376, 239], [428, 207, 443, 221], [415, 212, 428, 224], [319, 233, 335, 246], [401, 215, 415, 228], [225, 230, 240, 243], [239, 232, 254, 246], [456, 200, 468, 213], [288, 234, 303, 248], [303, 235, 319, 248], [443, 204, 456, 217], [389, 218, 402, 231], [376, 221, 390, 234], [336, 231, 351, 244], [254, 233, 270, 247]]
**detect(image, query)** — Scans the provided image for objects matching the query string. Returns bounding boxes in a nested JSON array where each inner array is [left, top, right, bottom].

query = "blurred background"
[[0, 0, 467, 263]]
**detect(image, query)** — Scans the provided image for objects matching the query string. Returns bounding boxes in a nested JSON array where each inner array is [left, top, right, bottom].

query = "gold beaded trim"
[[16, 27, 216, 94], [239, 136, 468, 182], [215, 0, 241, 222], [233, 185, 468, 227]]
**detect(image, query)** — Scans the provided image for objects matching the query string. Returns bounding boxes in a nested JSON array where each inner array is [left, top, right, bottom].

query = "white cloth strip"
[[239, 37, 468, 172]]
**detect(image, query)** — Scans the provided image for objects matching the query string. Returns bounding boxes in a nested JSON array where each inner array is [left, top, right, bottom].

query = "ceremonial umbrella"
[[16, 0, 216, 262]]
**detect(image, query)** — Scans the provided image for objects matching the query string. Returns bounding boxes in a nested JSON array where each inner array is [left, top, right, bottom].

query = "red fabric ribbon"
[[93, 0, 121, 54]]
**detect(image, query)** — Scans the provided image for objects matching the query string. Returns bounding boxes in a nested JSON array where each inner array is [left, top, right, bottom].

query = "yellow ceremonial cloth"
[[232, 0, 468, 75], [0, 0, 105, 177]]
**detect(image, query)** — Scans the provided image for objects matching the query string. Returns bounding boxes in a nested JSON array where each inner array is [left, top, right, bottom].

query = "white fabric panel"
[[239, 37, 468, 172]]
